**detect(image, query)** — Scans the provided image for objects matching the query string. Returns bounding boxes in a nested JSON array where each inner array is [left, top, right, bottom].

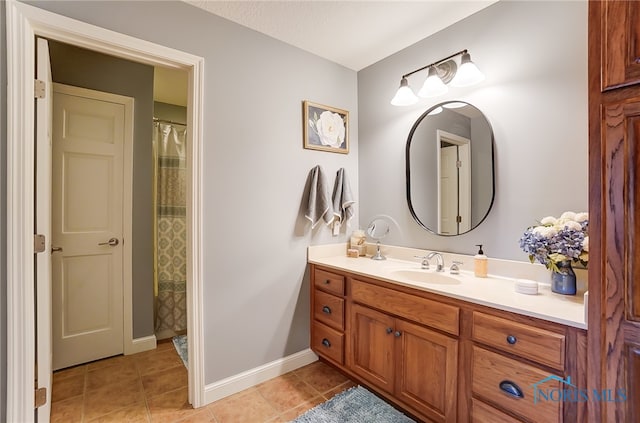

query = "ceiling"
[[156, 1, 497, 106], [184, 1, 498, 71]]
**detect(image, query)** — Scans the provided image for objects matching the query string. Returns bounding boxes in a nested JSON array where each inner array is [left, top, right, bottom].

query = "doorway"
[[6, 2, 206, 420], [152, 67, 190, 346], [436, 129, 471, 235]]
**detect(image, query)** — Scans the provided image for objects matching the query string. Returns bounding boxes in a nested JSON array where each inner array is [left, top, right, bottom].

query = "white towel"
[[305, 165, 334, 228], [332, 168, 355, 226]]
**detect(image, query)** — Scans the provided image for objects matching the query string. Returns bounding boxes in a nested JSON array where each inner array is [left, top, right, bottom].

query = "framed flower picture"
[[303, 100, 349, 154]]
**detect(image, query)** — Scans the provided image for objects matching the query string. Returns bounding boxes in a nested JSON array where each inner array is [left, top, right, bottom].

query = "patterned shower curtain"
[[153, 122, 187, 335]]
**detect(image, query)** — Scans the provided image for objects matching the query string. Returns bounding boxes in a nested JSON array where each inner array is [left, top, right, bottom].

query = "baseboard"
[[203, 348, 319, 404], [125, 334, 157, 355]]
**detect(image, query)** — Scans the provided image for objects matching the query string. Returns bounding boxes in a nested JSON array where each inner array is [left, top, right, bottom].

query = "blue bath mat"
[[172, 335, 188, 369], [292, 385, 415, 422]]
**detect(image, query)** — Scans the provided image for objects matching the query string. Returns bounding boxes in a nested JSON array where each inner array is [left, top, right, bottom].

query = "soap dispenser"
[[474, 244, 488, 278]]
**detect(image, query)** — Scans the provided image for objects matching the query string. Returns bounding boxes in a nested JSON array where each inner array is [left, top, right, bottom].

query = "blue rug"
[[172, 335, 188, 369], [292, 386, 415, 423]]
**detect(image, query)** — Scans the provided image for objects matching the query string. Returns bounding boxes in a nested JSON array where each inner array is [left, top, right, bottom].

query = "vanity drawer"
[[472, 346, 561, 423], [314, 268, 345, 296], [472, 312, 565, 369], [312, 321, 344, 365], [351, 279, 459, 335], [313, 290, 344, 330], [471, 399, 522, 423]]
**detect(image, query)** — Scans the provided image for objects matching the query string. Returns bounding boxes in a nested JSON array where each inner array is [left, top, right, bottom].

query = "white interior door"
[[51, 84, 133, 370], [439, 145, 458, 235], [35, 37, 53, 422]]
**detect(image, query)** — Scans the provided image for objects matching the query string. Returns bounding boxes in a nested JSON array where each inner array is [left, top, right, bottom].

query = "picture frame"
[[303, 100, 349, 154]]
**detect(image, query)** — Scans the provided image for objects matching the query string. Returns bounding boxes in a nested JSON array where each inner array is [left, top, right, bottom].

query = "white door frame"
[[6, 1, 206, 421]]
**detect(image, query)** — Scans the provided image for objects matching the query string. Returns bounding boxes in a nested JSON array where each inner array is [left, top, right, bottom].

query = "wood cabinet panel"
[[313, 289, 344, 330], [600, 100, 640, 421], [471, 399, 521, 423], [591, 2, 640, 420], [314, 268, 345, 295], [472, 312, 565, 370], [349, 303, 395, 393], [631, 115, 640, 322], [472, 346, 561, 423], [627, 342, 640, 423], [601, 1, 640, 90], [351, 278, 459, 335], [395, 319, 458, 423], [311, 321, 344, 365]]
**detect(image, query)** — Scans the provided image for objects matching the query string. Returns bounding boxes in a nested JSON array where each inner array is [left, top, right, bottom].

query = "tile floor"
[[51, 340, 356, 422]]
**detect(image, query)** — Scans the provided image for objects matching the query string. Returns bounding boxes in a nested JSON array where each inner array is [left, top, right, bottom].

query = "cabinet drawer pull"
[[324, 279, 331, 285], [386, 327, 393, 334], [394, 331, 402, 338], [321, 338, 331, 348], [506, 335, 517, 345], [322, 305, 332, 314], [499, 380, 524, 399]]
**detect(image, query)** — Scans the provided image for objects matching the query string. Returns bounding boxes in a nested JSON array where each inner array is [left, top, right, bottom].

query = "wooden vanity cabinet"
[[469, 311, 568, 422], [310, 267, 346, 366], [309, 264, 586, 423], [349, 303, 458, 422]]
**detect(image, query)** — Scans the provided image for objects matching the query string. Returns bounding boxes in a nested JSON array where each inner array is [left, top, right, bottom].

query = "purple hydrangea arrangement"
[[519, 211, 589, 273]]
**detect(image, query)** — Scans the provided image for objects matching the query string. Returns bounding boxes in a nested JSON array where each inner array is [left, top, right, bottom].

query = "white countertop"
[[308, 244, 587, 329]]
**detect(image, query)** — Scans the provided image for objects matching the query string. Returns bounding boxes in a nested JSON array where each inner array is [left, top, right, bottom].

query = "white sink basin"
[[389, 269, 461, 285]]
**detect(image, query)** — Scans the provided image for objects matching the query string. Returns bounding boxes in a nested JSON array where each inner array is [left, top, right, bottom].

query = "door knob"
[[51, 246, 63, 253], [98, 237, 119, 247]]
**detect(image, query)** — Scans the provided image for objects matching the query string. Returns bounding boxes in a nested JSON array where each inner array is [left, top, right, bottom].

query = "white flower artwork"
[[303, 101, 349, 154]]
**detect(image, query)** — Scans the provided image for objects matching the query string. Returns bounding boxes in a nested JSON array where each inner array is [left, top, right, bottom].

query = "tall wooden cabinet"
[[589, 1, 640, 421]]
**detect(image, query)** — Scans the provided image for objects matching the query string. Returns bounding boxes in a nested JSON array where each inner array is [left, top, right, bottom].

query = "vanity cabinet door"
[[349, 303, 396, 393], [395, 319, 458, 423], [600, 1, 640, 90]]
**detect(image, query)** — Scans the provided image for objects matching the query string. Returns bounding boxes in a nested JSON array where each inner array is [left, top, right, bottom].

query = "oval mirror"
[[406, 101, 495, 236]]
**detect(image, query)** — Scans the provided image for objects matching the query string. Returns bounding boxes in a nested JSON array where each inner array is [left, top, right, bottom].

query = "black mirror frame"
[[405, 101, 496, 236]]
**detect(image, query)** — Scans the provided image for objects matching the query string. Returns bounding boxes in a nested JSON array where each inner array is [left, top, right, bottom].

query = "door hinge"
[[456, 160, 462, 168], [34, 79, 46, 99], [456, 216, 462, 223], [34, 234, 46, 253], [34, 387, 47, 408]]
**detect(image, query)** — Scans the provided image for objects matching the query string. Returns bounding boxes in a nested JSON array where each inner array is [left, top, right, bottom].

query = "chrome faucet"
[[414, 255, 430, 269], [427, 251, 444, 272]]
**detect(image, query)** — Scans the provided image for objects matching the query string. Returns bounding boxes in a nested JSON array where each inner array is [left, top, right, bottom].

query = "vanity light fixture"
[[390, 49, 484, 106]]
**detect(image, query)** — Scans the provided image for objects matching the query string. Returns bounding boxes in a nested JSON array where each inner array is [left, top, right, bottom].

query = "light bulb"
[[390, 77, 418, 106], [450, 52, 485, 87], [418, 67, 448, 98]]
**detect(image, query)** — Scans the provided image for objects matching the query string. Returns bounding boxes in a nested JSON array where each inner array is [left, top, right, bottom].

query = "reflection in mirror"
[[406, 101, 495, 236], [366, 218, 390, 260]]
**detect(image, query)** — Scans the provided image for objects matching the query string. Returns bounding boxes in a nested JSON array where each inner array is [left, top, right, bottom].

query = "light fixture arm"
[[401, 49, 468, 79]]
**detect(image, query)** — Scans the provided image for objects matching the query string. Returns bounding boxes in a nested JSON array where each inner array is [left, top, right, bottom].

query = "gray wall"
[[21, 0, 358, 384], [48, 41, 155, 339], [409, 109, 472, 231], [154, 101, 187, 124], [358, 0, 588, 260], [470, 115, 493, 225], [0, 1, 7, 418]]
